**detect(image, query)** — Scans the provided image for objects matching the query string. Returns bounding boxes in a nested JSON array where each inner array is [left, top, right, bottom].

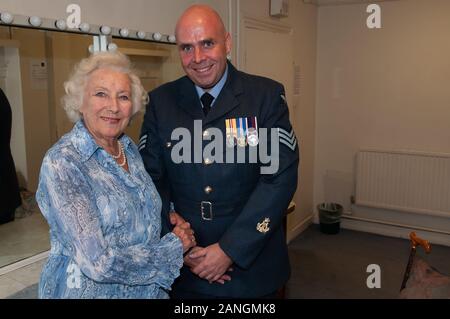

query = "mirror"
[[0, 25, 184, 269]]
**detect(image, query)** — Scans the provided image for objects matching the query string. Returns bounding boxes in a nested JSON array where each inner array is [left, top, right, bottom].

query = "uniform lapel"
[[177, 76, 204, 119], [203, 63, 244, 126]]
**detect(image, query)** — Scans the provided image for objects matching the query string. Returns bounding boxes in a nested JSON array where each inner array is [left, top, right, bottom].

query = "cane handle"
[[410, 232, 431, 253]]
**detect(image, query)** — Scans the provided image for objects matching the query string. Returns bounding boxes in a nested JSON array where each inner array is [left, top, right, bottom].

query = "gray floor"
[[0, 258, 45, 298], [3, 225, 450, 299], [286, 225, 450, 298]]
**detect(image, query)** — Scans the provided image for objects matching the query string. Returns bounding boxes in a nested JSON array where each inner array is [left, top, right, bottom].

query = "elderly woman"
[[36, 51, 195, 299]]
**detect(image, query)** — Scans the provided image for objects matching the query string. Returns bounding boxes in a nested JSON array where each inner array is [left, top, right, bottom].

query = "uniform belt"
[[174, 197, 245, 221]]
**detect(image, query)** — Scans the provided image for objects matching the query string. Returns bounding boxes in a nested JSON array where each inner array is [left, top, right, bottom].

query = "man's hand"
[[184, 246, 204, 268], [185, 247, 233, 285], [189, 243, 233, 283], [171, 213, 232, 284]]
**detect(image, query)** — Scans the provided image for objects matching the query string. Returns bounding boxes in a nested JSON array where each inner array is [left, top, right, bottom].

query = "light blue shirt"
[[195, 64, 229, 108], [36, 120, 183, 299]]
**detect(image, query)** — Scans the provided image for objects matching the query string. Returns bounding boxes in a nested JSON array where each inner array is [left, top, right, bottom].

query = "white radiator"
[[355, 149, 450, 218]]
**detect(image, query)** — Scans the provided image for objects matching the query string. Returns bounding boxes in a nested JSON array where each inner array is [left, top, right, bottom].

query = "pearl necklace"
[[111, 141, 122, 159], [112, 141, 127, 167]]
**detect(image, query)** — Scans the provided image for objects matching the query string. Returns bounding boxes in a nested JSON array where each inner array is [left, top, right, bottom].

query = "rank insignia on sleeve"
[[256, 217, 271, 234], [278, 128, 297, 151], [138, 134, 147, 151]]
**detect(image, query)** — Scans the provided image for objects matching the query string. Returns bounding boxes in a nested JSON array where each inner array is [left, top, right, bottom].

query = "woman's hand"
[[172, 221, 196, 253]]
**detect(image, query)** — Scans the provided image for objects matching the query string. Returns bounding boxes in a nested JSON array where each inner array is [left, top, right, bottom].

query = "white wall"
[[239, 0, 318, 239], [315, 0, 450, 241], [0, 0, 229, 36]]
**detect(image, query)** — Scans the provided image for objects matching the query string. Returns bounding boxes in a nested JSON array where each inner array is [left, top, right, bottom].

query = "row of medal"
[[225, 117, 259, 147]]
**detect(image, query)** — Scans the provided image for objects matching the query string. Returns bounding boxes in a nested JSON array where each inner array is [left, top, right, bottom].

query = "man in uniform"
[[139, 4, 299, 298]]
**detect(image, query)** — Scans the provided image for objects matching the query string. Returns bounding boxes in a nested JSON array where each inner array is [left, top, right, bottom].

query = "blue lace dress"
[[36, 120, 183, 298]]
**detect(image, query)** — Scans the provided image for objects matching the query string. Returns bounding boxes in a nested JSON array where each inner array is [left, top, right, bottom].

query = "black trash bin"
[[317, 203, 343, 234]]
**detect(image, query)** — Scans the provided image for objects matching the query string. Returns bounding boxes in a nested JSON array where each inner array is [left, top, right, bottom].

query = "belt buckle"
[[201, 201, 213, 221]]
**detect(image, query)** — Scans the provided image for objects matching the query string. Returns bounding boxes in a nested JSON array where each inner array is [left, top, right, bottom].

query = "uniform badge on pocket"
[[257, 217, 270, 234]]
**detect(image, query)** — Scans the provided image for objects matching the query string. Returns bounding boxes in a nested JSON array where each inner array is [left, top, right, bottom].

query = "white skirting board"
[[341, 216, 450, 247], [287, 215, 313, 244]]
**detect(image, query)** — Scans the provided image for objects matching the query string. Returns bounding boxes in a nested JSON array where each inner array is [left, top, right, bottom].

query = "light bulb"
[[137, 31, 146, 39], [0, 12, 14, 24], [152, 33, 162, 41], [55, 19, 67, 30], [107, 43, 118, 52], [119, 28, 129, 37], [29, 16, 42, 27], [100, 26, 111, 35], [168, 35, 176, 43], [79, 22, 90, 32]]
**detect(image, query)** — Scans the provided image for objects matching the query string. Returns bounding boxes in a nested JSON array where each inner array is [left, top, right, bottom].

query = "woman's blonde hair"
[[62, 51, 148, 122]]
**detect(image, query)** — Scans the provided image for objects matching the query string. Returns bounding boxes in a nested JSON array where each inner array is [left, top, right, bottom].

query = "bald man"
[[139, 5, 299, 298]]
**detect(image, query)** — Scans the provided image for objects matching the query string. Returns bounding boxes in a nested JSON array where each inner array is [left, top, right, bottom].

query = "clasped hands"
[[170, 212, 233, 285]]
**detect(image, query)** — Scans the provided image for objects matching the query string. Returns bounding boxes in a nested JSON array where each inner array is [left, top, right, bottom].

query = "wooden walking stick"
[[400, 232, 432, 291]]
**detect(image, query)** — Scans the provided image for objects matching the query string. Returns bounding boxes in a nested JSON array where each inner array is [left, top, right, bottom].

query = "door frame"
[[238, 15, 293, 71]]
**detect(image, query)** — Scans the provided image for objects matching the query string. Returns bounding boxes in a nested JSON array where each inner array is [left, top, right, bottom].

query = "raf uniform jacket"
[[140, 62, 299, 298]]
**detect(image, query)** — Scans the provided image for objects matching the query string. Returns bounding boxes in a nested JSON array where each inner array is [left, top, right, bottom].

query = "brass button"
[[204, 186, 213, 194], [203, 130, 209, 138], [204, 158, 212, 165], [166, 142, 172, 148]]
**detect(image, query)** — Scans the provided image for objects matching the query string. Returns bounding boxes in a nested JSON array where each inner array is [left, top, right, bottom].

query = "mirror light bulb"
[[137, 31, 146, 39], [107, 43, 118, 52], [100, 26, 111, 35], [152, 33, 162, 41], [119, 28, 129, 37], [79, 22, 90, 32], [0, 12, 14, 24], [29, 16, 42, 27], [55, 19, 67, 30]]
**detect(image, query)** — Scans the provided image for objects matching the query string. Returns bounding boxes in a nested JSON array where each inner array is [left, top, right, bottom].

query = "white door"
[[240, 22, 298, 236], [241, 25, 295, 122]]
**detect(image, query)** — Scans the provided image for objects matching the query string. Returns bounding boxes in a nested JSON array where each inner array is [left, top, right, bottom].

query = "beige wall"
[[315, 0, 450, 216], [0, 0, 229, 36], [289, 0, 317, 235], [239, 0, 318, 237]]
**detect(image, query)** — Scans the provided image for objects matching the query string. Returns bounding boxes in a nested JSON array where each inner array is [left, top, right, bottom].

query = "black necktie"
[[201, 92, 214, 116]]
